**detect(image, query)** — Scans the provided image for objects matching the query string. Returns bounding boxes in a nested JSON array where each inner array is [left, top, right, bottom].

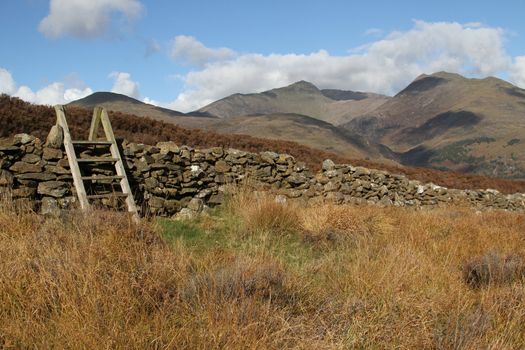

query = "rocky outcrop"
[[1, 133, 525, 216]]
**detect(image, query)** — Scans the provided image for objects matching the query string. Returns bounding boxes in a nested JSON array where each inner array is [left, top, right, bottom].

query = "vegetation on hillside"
[[2, 94, 525, 193], [1, 192, 525, 348]]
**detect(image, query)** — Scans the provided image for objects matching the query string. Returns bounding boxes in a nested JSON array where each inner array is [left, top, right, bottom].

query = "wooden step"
[[72, 140, 113, 146], [87, 193, 129, 199], [77, 157, 119, 163], [81, 175, 125, 181]]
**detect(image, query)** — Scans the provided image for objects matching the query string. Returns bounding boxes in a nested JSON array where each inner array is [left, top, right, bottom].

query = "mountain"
[[178, 112, 391, 160], [195, 81, 390, 125], [69, 92, 217, 123], [343, 72, 525, 178]]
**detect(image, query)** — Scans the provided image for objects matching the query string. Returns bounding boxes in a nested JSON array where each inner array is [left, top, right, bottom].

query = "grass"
[[1, 191, 525, 348]]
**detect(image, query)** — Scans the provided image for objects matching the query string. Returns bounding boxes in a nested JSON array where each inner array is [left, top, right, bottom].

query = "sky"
[[1, 0, 525, 112]]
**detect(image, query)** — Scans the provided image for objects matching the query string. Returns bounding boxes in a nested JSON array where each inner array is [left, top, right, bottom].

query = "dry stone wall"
[[1, 132, 525, 216]]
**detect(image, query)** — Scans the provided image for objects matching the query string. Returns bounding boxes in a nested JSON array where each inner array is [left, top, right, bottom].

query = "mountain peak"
[[281, 80, 320, 93]]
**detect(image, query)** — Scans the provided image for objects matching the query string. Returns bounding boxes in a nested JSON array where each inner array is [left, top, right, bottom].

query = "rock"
[[9, 162, 43, 173], [188, 198, 204, 212], [21, 154, 41, 164], [208, 193, 224, 205], [260, 151, 279, 164], [354, 167, 371, 177], [286, 172, 308, 185], [16, 172, 56, 181], [157, 141, 179, 154], [322, 159, 336, 171], [37, 181, 69, 197], [14, 134, 35, 145], [255, 166, 272, 177], [41, 197, 60, 216], [148, 196, 165, 208], [215, 160, 230, 173], [174, 208, 196, 221], [42, 147, 63, 160], [0, 170, 14, 186], [144, 177, 159, 190], [324, 181, 341, 192], [45, 125, 64, 148]]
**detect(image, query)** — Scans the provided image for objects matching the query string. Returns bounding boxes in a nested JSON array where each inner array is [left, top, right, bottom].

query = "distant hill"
[[343, 72, 525, 178], [180, 113, 391, 160], [69, 91, 217, 123], [195, 81, 390, 125]]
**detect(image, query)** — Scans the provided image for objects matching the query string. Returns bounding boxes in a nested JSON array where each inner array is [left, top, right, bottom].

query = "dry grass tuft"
[[463, 251, 525, 288], [224, 187, 301, 236]]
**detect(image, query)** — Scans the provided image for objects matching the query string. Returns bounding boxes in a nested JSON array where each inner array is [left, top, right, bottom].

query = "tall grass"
[[1, 193, 525, 348]]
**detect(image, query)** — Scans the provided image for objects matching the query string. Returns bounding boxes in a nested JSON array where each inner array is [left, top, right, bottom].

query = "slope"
[[195, 81, 390, 125], [344, 72, 525, 178]]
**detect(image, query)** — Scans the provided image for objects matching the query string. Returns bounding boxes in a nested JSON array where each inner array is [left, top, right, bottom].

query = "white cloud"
[[14, 83, 93, 105], [0, 68, 16, 94], [167, 21, 518, 112], [169, 35, 236, 66], [39, 0, 143, 39], [510, 56, 525, 88], [109, 72, 140, 99], [0, 67, 93, 105]]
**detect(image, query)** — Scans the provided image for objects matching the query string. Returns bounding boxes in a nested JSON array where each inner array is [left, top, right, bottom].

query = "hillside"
[[344, 72, 525, 178], [178, 112, 389, 160], [2, 94, 525, 193], [195, 81, 390, 125], [69, 91, 217, 124]]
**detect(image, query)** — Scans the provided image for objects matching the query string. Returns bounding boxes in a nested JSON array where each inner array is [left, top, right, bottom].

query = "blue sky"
[[1, 0, 525, 112]]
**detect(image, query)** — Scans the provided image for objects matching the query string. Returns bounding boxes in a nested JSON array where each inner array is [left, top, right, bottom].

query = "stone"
[[0, 170, 14, 186], [215, 160, 230, 173], [45, 165, 70, 175], [45, 125, 64, 149], [9, 161, 42, 173], [144, 177, 159, 190], [21, 154, 41, 164], [156, 141, 179, 154], [324, 181, 341, 192], [287, 172, 308, 185], [260, 151, 279, 164], [14, 134, 35, 145], [322, 159, 336, 171], [148, 196, 165, 208], [208, 193, 224, 205], [135, 159, 151, 172], [16, 172, 56, 181], [43, 147, 63, 160], [37, 181, 69, 197], [188, 198, 204, 212], [277, 154, 294, 164], [255, 166, 272, 177], [174, 208, 196, 221], [41, 197, 60, 216]]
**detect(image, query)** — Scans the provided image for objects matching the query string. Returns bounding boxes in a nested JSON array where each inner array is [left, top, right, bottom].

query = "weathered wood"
[[54, 105, 90, 210], [77, 157, 119, 163], [88, 106, 103, 141], [54, 105, 139, 221], [72, 140, 112, 146], [100, 108, 139, 221], [87, 193, 129, 199], [81, 175, 125, 181]]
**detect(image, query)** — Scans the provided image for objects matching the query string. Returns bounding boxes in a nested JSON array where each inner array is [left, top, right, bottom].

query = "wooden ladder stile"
[[54, 105, 139, 222]]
